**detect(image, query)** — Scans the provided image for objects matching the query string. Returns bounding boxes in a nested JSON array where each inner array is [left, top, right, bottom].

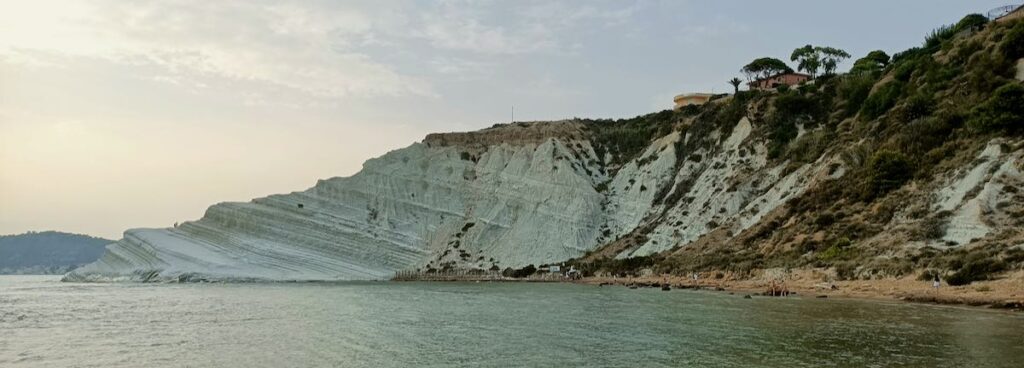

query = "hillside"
[[0, 231, 112, 274], [67, 14, 1024, 285]]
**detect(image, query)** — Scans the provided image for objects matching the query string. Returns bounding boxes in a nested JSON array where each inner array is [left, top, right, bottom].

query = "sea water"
[[1, 275, 1022, 367]]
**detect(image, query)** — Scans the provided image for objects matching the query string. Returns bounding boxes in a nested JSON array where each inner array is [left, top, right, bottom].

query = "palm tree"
[[728, 78, 743, 94]]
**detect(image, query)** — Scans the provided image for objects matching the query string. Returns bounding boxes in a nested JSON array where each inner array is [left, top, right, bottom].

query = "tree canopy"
[[850, 50, 890, 75], [789, 45, 850, 77], [790, 45, 821, 76], [818, 47, 850, 75], [741, 57, 792, 81], [728, 77, 743, 93]]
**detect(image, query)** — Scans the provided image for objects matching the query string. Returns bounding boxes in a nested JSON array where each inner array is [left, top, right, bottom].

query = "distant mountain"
[[0, 231, 112, 274]]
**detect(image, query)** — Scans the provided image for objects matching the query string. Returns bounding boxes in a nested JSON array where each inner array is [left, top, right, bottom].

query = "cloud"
[[413, 2, 555, 55], [0, 1, 434, 102], [408, 1, 640, 55]]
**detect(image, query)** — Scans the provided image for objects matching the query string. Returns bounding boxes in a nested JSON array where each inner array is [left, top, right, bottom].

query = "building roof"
[[673, 93, 714, 101], [752, 71, 811, 82]]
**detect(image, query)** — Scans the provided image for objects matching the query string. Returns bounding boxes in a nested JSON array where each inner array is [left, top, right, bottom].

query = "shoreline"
[[575, 269, 1024, 311], [33, 268, 1024, 311], [393, 269, 1024, 311]]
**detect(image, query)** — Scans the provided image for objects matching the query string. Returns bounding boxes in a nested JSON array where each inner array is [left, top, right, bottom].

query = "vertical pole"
[[511, 105, 514, 123]]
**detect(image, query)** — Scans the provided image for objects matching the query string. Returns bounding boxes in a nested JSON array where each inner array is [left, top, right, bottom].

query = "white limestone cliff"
[[68, 122, 631, 281], [66, 111, 1024, 282]]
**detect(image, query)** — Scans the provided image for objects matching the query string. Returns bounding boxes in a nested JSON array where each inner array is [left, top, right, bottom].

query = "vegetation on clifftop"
[[570, 13, 1024, 284]]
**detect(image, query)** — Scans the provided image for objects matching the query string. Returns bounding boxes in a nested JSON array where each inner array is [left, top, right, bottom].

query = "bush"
[[918, 269, 940, 281], [968, 83, 1024, 134], [1001, 21, 1024, 60], [589, 110, 679, 168], [891, 47, 926, 65], [896, 93, 934, 122], [767, 120, 798, 159], [953, 14, 988, 34], [774, 92, 817, 119], [946, 256, 1005, 286], [864, 150, 912, 199], [924, 24, 955, 52], [503, 264, 537, 278], [837, 74, 876, 116], [767, 92, 819, 159], [916, 216, 948, 240], [860, 81, 904, 120], [818, 238, 852, 262]]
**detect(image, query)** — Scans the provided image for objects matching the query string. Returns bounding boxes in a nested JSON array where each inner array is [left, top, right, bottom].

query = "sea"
[[1, 275, 1022, 367]]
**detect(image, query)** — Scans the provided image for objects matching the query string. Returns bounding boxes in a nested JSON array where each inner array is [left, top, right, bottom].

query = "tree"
[[850, 50, 890, 74], [728, 77, 743, 93], [818, 46, 851, 76], [741, 57, 792, 82], [790, 45, 821, 77], [790, 45, 850, 77]]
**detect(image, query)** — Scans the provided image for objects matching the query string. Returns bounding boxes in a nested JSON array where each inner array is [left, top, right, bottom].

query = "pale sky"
[[0, 0, 1013, 239]]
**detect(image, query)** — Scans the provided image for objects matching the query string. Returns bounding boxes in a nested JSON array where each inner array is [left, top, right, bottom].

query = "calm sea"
[[1, 275, 1022, 367]]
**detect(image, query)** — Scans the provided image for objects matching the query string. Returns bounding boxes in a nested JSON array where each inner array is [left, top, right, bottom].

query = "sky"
[[0, 0, 1016, 239]]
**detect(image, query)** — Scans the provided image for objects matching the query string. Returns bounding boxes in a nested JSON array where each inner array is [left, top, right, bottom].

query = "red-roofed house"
[[748, 72, 811, 90]]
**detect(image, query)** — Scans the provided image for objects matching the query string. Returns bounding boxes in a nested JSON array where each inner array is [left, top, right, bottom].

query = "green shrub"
[[916, 215, 948, 240], [818, 245, 845, 261], [864, 150, 912, 199], [953, 14, 988, 34], [1001, 21, 1024, 60], [968, 83, 1024, 134], [679, 104, 701, 116], [504, 264, 537, 278], [837, 74, 876, 116], [814, 212, 836, 227], [918, 269, 940, 281], [786, 130, 831, 164], [766, 92, 820, 159], [767, 120, 798, 159], [891, 47, 926, 65], [774, 92, 817, 119], [894, 93, 934, 122], [589, 110, 679, 168], [860, 81, 904, 120], [946, 256, 1005, 286], [924, 24, 955, 52]]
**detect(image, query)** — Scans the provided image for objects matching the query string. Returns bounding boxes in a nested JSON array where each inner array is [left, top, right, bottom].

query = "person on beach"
[[932, 274, 941, 290]]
